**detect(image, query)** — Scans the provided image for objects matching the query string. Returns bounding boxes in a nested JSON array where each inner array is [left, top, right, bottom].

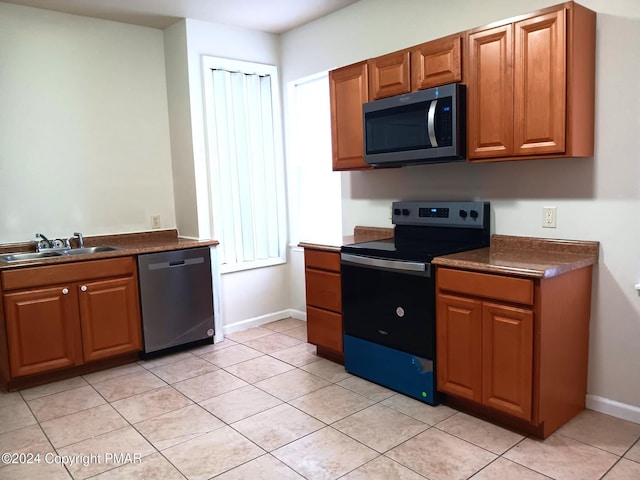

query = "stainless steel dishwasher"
[[138, 247, 214, 356]]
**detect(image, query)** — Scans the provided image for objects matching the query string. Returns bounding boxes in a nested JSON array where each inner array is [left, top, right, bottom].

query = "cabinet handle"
[[62, 288, 69, 295], [80, 285, 87, 292]]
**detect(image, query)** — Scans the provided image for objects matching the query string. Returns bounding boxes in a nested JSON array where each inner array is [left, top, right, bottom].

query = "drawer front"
[[437, 268, 534, 305], [307, 306, 343, 352], [2, 257, 136, 291], [304, 249, 340, 273], [305, 269, 342, 312]]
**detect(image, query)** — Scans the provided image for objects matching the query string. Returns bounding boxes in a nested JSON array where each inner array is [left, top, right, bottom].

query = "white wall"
[[0, 3, 175, 242], [281, 0, 640, 414], [163, 18, 293, 329]]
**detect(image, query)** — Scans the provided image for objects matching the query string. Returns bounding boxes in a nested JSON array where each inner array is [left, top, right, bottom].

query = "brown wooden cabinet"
[[368, 50, 411, 100], [411, 34, 462, 91], [466, 2, 595, 161], [78, 276, 141, 363], [331, 35, 462, 170], [3, 285, 82, 377], [436, 265, 593, 437], [482, 302, 533, 420], [1, 257, 141, 381], [304, 248, 343, 362], [368, 35, 463, 101], [329, 61, 370, 171]]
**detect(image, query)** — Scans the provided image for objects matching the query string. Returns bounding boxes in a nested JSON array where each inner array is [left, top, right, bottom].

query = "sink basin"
[[61, 246, 120, 255], [0, 246, 121, 262], [0, 251, 63, 262]]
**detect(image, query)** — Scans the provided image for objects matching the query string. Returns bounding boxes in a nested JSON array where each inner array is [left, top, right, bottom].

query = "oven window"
[[341, 262, 435, 359]]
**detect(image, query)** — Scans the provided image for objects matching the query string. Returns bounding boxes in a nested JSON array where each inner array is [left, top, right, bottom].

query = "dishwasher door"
[[138, 247, 214, 354]]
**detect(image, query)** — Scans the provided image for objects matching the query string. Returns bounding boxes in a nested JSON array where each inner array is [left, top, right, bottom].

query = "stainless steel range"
[[341, 201, 490, 405]]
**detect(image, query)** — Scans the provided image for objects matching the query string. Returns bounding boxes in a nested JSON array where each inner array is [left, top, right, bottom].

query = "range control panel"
[[392, 201, 489, 228]]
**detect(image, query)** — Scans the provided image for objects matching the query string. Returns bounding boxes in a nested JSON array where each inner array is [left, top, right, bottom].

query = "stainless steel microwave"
[[363, 83, 465, 166]]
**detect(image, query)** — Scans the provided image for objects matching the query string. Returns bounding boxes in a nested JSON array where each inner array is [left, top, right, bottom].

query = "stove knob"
[[459, 209, 468, 219], [402, 209, 410, 216], [393, 208, 401, 216], [470, 209, 478, 219]]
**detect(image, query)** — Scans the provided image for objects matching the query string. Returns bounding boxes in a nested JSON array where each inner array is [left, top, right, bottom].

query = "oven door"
[[341, 253, 435, 359]]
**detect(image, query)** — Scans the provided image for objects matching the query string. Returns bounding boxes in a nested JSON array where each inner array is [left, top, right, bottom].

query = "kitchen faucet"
[[35, 233, 53, 250]]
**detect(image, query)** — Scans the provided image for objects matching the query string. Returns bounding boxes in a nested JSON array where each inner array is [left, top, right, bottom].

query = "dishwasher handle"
[[148, 256, 205, 271], [341, 253, 431, 277]]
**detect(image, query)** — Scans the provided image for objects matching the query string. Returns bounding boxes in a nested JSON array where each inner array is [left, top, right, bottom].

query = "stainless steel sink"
[[0, 246, 120, 262], [61, 246, 120, 255], [0, 251, 63, 262]]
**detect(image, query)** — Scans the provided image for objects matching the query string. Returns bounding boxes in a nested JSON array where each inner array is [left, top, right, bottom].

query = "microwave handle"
[[427, 99, 438, 148]]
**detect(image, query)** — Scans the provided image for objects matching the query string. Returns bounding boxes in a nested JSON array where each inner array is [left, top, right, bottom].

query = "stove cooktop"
[[341, 200, 491, 262], [341, 238, 484, 263]]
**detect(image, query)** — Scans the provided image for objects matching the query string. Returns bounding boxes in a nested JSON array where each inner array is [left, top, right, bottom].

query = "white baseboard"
[[289, 309, 307, 321], [586, 394, 640, 424], [223, 309, 306, 335]]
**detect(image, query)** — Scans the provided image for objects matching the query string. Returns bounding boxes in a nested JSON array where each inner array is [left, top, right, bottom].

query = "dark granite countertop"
[[0, 230, 218, 271], [299, 226, 394, 253], [432, 235, 599, 279]]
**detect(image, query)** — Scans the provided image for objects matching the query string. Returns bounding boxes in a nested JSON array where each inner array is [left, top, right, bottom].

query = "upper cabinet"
[[329, 61, 370, 171], [411, 35, 462, 91], [328, 2, 595, 170], [467, 2, 595, 161], [331, 35, 462, 170], [368, 50, 411, 100], [367, 35, 463, 101]]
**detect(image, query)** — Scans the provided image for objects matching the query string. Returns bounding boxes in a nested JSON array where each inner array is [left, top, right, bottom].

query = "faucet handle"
[[73, 232, 84, 248]]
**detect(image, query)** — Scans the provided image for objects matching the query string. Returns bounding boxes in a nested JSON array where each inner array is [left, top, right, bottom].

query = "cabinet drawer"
[[437, 268, 533, 305], [2, 257, 136, 291], [307, 306, 343, 352], [304, 249, 340, 273], [305, 269, 341, 312]]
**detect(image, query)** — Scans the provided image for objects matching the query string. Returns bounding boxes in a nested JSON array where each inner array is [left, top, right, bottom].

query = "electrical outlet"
[[151, 215, 161, 229], [542, 207, 557, 228]]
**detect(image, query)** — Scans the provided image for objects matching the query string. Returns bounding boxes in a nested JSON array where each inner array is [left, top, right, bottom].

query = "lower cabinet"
[[3, 285, 81, 377], [1, 257, 142, 381], [437, 293, 533, 420], [304, 248, 343, 362], [78, 276, 141, 363], [436, 266, 592, 437]]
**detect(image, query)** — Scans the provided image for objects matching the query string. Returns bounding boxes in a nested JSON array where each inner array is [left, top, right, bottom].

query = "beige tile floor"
[[1, 318, 639, 479]]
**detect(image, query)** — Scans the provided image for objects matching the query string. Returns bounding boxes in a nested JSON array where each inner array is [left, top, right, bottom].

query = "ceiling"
[[0, 0, 360, 33]]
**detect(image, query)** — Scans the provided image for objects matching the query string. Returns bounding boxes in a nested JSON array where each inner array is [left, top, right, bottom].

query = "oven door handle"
[[341, 253, 431, 277]]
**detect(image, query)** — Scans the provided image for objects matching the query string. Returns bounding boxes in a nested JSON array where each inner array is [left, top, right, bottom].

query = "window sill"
[[220, 257, 286, 274]]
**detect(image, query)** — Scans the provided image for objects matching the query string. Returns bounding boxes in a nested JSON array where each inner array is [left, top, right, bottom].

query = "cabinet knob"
[[80, 285, 87, 292], [62, 288, 69, 295]]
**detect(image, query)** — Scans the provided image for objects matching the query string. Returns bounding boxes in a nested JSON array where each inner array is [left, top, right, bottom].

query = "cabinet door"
[[467, 25, 514, 159], [411, 35, 462, 90], [368, 50, 411, 100], [436, 294, 482, 402], [482, 302, 533, 420], [3, 286, 82, 377], [329, 62, 370, 171], [514, 10, 566, 155], [78, 276, 141, 362], [307, 306, 343, 352]]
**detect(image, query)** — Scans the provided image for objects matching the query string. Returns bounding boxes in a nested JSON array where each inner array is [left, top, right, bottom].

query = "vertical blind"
[[207, 67, 282, 266]]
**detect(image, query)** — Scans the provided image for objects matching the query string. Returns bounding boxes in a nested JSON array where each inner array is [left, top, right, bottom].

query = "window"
[[287, 72, 341, 244], [202, 57, 286, 272]]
